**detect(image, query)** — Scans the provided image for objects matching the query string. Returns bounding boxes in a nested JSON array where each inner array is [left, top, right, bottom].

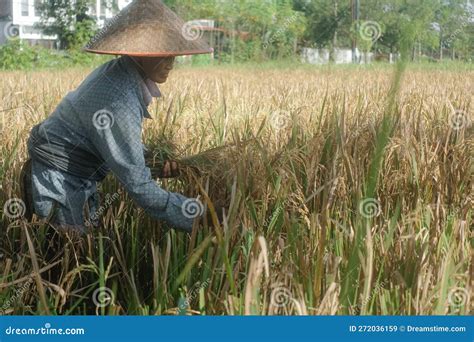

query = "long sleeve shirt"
[[27, 56, 196, 232]]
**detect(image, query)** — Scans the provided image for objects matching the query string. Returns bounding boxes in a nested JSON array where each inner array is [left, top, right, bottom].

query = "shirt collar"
[[141, 78, 162, 107], [121, 56, 162, 120]]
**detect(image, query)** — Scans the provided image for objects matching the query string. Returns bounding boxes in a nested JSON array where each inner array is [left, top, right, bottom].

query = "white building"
[[0, 0, 132, 47], [301, 48, 375, 64]]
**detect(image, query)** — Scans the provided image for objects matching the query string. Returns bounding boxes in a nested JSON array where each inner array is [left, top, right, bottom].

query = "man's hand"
[[150, 160, 180, 178], [161, 160, 180, 178]]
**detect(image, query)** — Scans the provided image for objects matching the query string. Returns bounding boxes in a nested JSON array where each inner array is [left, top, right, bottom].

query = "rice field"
[[0, 61, 472, 315]]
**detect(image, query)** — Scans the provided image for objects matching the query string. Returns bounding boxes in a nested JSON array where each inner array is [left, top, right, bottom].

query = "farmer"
[[21, 0, 213, 234]]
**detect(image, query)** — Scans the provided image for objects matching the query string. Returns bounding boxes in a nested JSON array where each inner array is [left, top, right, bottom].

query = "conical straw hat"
[[84, 0, 213, 57]]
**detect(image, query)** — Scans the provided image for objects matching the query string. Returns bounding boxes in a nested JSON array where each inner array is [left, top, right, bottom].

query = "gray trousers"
[[20, 159, 99, 233]]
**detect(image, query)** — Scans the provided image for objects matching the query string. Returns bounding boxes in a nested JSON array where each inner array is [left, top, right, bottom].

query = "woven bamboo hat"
[[84, 0, 213, 57]]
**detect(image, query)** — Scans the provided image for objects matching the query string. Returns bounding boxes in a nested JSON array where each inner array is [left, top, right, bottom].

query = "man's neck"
[[129, 56, 148, 80]]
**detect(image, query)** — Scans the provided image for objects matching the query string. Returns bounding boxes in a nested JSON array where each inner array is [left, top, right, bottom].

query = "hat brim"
[[84, 0, 214, 58], [83, 47, 214, 57]]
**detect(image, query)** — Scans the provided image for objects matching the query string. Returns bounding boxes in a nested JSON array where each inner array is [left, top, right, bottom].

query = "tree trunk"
[[330, 0, 338, 62], [439, 30, 443, 61]]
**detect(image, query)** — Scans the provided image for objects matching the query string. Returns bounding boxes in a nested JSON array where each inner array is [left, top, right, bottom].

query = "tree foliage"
[[36, 0, 473, 60], [37, 0, 97, 50]]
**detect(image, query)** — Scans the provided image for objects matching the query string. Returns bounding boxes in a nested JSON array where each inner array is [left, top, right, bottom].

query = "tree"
[[433, 0, 472, 60], [293, 0, 472, 61], [37, 0, 97, 50], [297, 0, 352, 50], [165, 0, 306, 61]]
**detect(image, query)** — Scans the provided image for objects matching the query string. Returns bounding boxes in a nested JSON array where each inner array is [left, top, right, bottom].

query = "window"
[[100, 0, 107, 19], [34, 0, 41, 17], [89, 2, 97, 17], [21, 0, 29, 16]]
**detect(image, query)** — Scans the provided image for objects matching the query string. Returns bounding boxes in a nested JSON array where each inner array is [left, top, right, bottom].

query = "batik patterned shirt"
[[28, 55, 198, 233]]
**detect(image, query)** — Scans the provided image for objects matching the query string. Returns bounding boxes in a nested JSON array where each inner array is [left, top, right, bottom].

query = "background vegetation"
[[0, 0, 472, 316], [0, 61, 472, 315], [0, 0, 472, 70]]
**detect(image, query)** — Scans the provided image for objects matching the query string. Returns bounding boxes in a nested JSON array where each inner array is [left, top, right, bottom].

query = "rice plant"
[[0, 62, 472, 315]]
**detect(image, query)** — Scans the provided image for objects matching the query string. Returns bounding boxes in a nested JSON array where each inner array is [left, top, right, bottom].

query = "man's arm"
[[88, 99, 199, 232]]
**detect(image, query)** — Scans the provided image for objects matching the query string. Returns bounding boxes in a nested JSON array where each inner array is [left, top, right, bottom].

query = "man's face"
[[138, 56, 175, 83]]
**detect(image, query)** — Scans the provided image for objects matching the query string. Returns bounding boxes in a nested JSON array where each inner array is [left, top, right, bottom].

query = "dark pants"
[[19, 159, 34, 222], [20, 158, 100, 232], [20, 159, 88, 283]]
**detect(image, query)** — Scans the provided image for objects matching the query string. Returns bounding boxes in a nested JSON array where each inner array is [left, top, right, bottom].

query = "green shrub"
[[0, 39, 111, 70], [0, 40, 36, 70]]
